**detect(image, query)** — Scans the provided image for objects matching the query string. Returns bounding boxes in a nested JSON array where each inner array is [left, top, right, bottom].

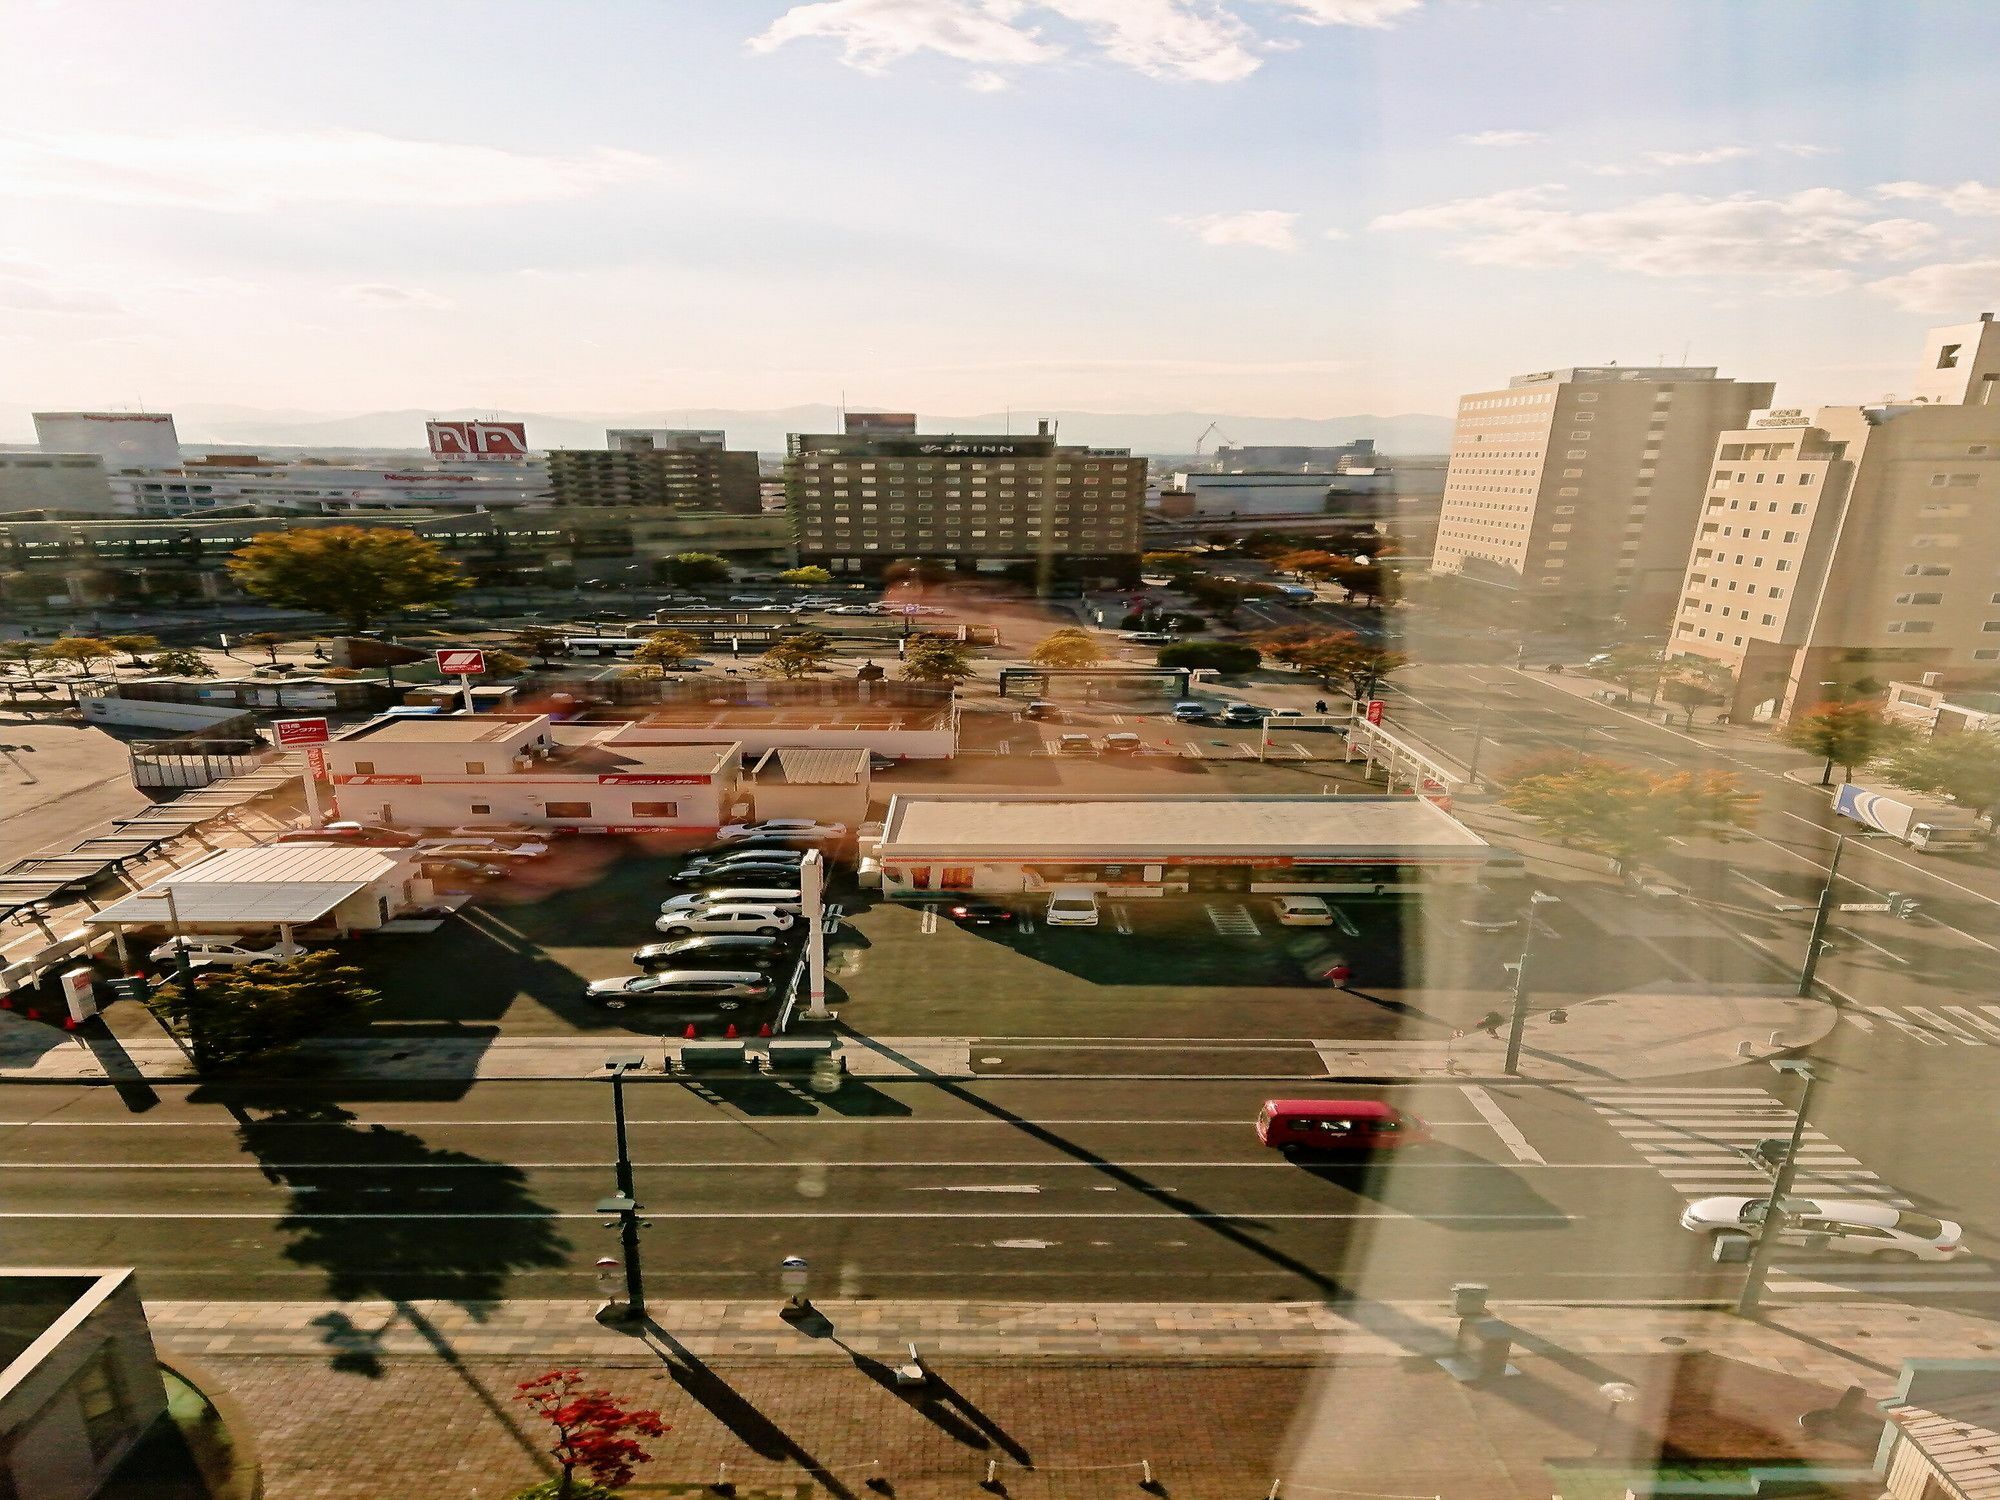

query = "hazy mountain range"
[[3, 404, 1452, 458]]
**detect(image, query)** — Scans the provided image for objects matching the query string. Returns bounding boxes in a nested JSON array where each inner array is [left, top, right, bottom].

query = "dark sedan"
[[944, 900, 1016, 927]]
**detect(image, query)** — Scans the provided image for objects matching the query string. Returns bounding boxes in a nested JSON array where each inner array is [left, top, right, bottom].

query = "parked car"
[[659, 888, 805, 915], [1102, 733, 1143, 754], [443, 826, 551, 846], [1120, 631, 1172, 645], [148, 936, 302, 968], [653, 906, 797, 937], [679, 848, 807, 876], [1044, 887, 1100, 927], [715, 819, 847, 844], [414, 838, 550, 862], [869, 753, 902, 772], [1055, 733, 1096, 756], [1272, 896, 1333, 927], [1170, 701, 1211, 724], [823, 603, 877, 616], [944, 900, 1015, 927], [671, 864, 803, 889], [632, 934, 791, 971], [416, 857, 509, 886], [583, 969, 772, 1008], [727, 594, 776, 605], [275, 822, 418, 847], [1023, 700, 1060, 721], [1679, 1197, 1964, 1262], [1222, 703, 1266, 727]]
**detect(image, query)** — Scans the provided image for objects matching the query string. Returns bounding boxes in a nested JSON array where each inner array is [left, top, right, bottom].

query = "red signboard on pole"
[[273, 717, 330, 747], [436, 648, 487, 676], [1365, 699, 1385, 724]]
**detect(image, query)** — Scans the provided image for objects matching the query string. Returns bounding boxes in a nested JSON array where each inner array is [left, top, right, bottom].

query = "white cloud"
[[1866, 260, 2000, 312], [750, 0, 1422, 83], [342, 283, 455, 311], [1370, 185, 1938, 287], [965, 68, 1013, 89], [1878, 179, 2000, 216], [1591, 145, 1757, 177], [1322, 227, 1350, 240], [0, 129, 664, 212], [1456, 129, 1545, 148], [1168, 208, 1301, 250], [0, 255, 120, 316]]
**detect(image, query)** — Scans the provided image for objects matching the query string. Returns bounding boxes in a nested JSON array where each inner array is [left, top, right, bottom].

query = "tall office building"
[[786, 418, 1146, 584], [1213, 439, 1374, 472], [547, 429, 760, 513], [1669, 314, 2000, 724], [1431, 365, 1774, 626]]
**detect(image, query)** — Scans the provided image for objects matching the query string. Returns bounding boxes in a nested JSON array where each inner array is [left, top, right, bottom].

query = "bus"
[[561, 636, 645, 658]]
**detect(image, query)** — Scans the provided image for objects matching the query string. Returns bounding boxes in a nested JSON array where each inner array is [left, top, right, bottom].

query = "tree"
[[1028, 628, 1104, 669], [1659, 659, 1732, 728], [758, 629, 833, 679], [149, 648, 217, 678], [1256, 629, 1400, 699], [661, 552, 729, 587], [901, 635, 975, 684], [1782, 701, 1911, 785], [631, 631, 701, 671], [1142, 550, 1200, 575], [777, 565, 832, 586], [35, 636, 115, 676], [0, 641, 48, 687], [144, 950, 378, 1074], [105, 633, 162, 668], [244, 631, 285, 667], [484, 650, 531, 677], [1326, 558, 1389, 606], [1501, 762, 1759, 871], [515, 1370, 668, 1499], [513, 626, 565, 665], [1874, 734, 2000, 820], [1590, 645, 1664, 703], [1157, 641, 1260, 674], [226, 525, 468, 633]]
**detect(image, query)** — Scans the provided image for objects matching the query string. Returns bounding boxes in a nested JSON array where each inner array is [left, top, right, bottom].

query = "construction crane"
[[1192, 421, 1238, 460]]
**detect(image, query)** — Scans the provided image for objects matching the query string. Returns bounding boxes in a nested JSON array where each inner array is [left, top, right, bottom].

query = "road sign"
[[1365, 699, 1385, 724], [272, 717, 329, 747], [436, 648, 486, 676]]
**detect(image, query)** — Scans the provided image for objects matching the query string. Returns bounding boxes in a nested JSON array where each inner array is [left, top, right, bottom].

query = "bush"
[[1165, 612, 1207, 632], [510, 1484, 615, 1500], [1157, 641, 1260, 674], [1118, 611, 1148, 630]]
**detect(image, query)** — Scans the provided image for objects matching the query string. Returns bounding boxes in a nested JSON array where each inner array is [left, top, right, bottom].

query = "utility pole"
[[1464, 682, 1490, 786], [1735, 1059, 1821, 1317], [1796, 835, 1845, 999], [1503, 891, 1560, 1075]]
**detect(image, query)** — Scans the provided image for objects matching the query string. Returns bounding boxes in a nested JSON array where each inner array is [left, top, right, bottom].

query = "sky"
[[4, 0, 1999, 434]]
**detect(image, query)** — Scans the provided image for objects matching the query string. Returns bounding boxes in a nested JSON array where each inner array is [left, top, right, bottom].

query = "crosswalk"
[[1576, 1085, 1911, 1205], [1843, 1003, 2000, 1047]]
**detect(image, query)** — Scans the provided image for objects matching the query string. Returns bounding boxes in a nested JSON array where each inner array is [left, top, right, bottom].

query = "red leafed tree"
[[516, 1369, 669, 1497]]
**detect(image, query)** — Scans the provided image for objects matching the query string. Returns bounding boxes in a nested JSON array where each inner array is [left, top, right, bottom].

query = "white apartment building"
[[1431, 365, 1774, 626], [1669, 315, 2000, 724]]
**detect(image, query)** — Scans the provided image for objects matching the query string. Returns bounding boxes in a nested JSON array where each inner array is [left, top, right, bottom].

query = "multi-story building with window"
[[0, 451, 116, 514], [1669, 314, 2000, 725], [1431, 365, 1774, 627], [785, 419, 1146, 586], [547, 429, 760, 514]]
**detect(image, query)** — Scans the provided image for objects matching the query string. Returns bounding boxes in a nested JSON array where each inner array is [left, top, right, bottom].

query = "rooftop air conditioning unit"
[[1922, 672, 1944, 687]]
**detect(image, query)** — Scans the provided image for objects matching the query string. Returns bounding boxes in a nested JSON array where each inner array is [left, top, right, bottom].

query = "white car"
[[443, 826, 550, 846], [715, 820, 847, 844], [653, 906, 797, 937], [1044, 888, 1100, 927], [660, 887, 804, 914], [1273, 896, 1334, 927], [1680, 1196, 1965, 1262], [822, 604, 877, 616], [414, 838, 550, 862], [148, 936, 302, 968]]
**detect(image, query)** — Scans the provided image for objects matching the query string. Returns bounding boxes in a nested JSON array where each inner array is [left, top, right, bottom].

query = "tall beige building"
[[1431, 364, 1774, 626], [1669, 315, 2000, 725]]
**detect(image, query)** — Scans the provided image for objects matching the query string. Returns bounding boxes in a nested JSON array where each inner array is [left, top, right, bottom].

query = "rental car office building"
[[871, 794, 1518, 899]]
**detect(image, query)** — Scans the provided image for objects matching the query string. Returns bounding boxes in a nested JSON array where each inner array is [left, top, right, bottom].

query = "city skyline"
[[4, 0, 1999, 427]]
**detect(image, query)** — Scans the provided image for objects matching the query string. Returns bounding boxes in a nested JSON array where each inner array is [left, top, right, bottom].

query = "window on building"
[[544, 801, 592, 819], [470, 803, 491, 814], [631, 801, 679, 816], [353, 760, 375, 775], [1895, 592, 1944, 605], [464, 761, 485, 774], [1887, 621, 1936, 634]]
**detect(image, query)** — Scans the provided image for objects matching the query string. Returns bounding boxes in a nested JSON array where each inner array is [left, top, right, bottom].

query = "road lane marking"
[[1459, 1085, 1545, 1164], [1858, 1005, 1949, 1046], [0, 1209, 1585, 1221], [1946, 1006, 2000, 1041], [1843, 929, 1910, 965], [0, 1155, 1658, 1172], [1905, 1006, 1987, 1044], [1774, 808, 2000, 917]]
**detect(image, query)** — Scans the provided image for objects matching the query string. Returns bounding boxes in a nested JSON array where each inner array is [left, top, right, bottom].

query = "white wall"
[[80, 696, 248, 732], [334, 778, 734, 833]]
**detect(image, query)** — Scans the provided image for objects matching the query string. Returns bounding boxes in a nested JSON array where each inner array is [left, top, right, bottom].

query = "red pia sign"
[[273, 717, 330, 747], [1365, 699, 1386, 724], [436, 648, 487, 676]]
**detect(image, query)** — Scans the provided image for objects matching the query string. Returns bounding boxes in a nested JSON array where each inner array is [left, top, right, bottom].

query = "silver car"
[[583, 969, 772, 1008]]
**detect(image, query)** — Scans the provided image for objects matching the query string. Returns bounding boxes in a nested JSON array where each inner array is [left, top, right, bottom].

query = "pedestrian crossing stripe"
[[1844, 1003, 2000, 1046], [1576, 1086, 1913, 1208], [1206, 903, 1261, 937]]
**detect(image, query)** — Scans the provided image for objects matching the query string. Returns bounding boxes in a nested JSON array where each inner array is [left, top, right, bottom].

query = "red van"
[[1257, 1099, 1430, 1155]]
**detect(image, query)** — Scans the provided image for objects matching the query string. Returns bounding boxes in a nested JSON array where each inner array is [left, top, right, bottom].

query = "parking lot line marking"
[[919, 907, 938, 935], [1459, 1086, 1545, 1164], [912, 1185, 1042, 1193], [1111, 905, 1133, 935], [1331, 907, 1360, 936]]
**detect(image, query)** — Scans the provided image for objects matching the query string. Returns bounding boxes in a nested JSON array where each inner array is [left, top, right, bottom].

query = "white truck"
[[1832, 782, 1986, 852]]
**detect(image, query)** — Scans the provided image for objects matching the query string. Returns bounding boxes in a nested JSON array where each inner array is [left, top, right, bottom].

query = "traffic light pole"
[[1736, 1062, 1821, 1317], [1796, 835, 1845, 999]]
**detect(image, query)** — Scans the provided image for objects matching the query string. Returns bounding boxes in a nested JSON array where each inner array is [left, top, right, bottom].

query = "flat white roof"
[[877, 794, 1500, 862], [89, 845, 406, 927]]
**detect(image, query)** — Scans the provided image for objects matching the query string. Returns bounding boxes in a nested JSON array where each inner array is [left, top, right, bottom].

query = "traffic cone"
[[758, 1023, 772, 1038], [682, 1022, 697, 1040], [24, 1009, 39, 1021], [724, 1022, 738, 1039], [0, 997, 12, 1010], [62, 1017, 77, 1031]]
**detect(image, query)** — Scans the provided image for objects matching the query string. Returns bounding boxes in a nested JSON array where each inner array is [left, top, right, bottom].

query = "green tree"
[[1659, 659, 1732, 728], [35, 636, 116, 676], [1590, 645, 1664, 703], [484, 649, 531, 677], [777, 565, 832, 586], [145, 950, 378, 1074], [631, 631, 701, 671], [1142, 550, 1200, 575], [244, 631, 285, 667], [1874, 734, 2000, 819], [758, 629, 833, 679], [105, 633, 162, 668], [512, 626, 565, 665], [1501, 763, 1759, 871], [1157, 641, 1260, 674], [1782, 701, 1912, 785], [0, 641, 48, 687], [1028, 627, 1104, 668], [226, 525, 468, 633], [149, 648, 217, 678], [901, 634, 975, 685], [661, 552, 730, 587]]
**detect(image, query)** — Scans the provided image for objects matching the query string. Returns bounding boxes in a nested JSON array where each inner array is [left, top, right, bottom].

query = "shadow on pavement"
[[72, 1016, 159, 1113], [1294, 1143, 1568, 1227]]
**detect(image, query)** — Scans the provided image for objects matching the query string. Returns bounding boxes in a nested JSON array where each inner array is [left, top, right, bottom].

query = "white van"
[[1044, 887, 1101, 927]]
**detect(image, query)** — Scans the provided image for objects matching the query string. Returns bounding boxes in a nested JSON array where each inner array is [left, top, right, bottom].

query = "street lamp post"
[[1503, 891, 1561, 1075], [604, 1052, 644, 1197], [1465, 681, 1491, 786], [599, 1053, 649, 1320], [1796, 835, 1846, 999], [1735, 1058, 1822, 1317]]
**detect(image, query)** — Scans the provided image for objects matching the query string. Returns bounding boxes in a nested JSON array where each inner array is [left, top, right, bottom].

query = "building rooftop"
[[552, 733, 739, 776], [618, 703, 950, 732], [88, 845, 406, 927], [346, 714, 539, 743], [756, 747, 869, 785], [877, 794, 1501, 862]]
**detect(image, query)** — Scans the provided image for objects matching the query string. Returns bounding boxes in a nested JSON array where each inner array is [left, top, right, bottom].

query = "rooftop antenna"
[[839, 389, 846, 427], [1005, 405, 1011, 435]]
